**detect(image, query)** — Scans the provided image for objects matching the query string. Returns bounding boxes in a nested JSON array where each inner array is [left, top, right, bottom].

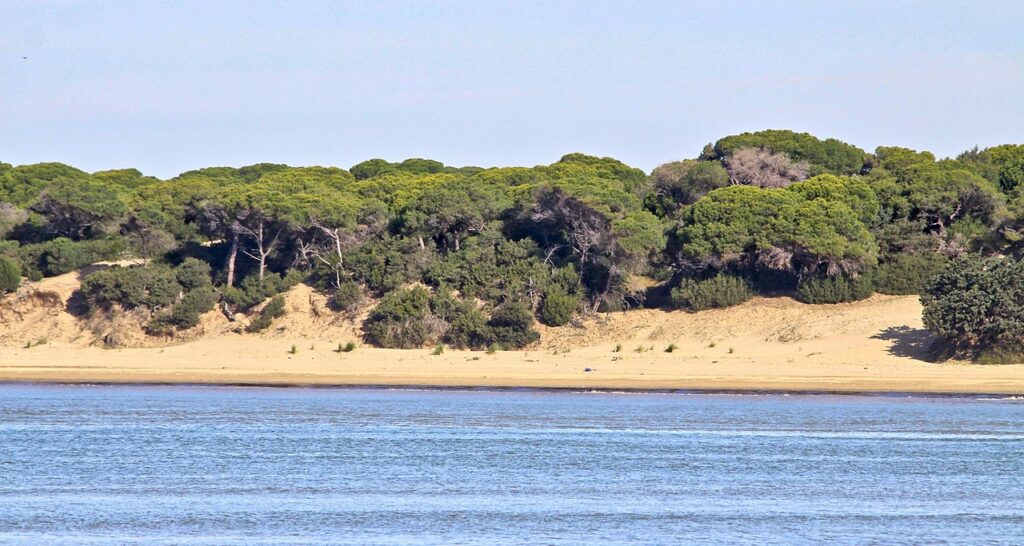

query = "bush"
[[246, 295, 287, 333], [79, 264, 179, 312], [222, 271, 300, 311], [872, 253, 948, 296], [539, 289, 578, 326], [921, 255, 1024, 359], [363, 286, 435, 348], [444, 301, 491, 349], [18, 237, 125, 278], [486, 301, 540, 349], [0, 255, 20, 293], [169, 288, 217, 329], [329, 281, 363, 313], [795, 273, 874, 304], [670, 275, 752, 311], [174, 258, 213, 291]]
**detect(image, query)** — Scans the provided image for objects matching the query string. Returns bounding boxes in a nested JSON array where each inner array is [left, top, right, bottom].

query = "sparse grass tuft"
[[341, 341, 356, 353], [289, 344, 297, 354], [708, 342, 716, 348], [614, 343, 622, 353], [728, 347, 734, 354], [665, 343, 678, 353], [432, 343, 444, 355]]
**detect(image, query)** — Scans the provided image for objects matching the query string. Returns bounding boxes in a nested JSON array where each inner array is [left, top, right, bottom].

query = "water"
[[1, 386, 1023, 545]]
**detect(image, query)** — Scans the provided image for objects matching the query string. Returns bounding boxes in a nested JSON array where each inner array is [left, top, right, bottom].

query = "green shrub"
[[444, 302, 491, 349], [174, 258, 213, 291], [78, 264, 179, 312], [246, 295, 287, 333], [486, 301, 540, 349], [795, 273, 874, 304], [222, 271, 302, 311], [872, 253, 948, 296], [670, 275, 752, 311], [922, 255, 1024, 359], [18, 237, 125, 278], [169, 288, 217, 329], [363, 286, 435, 348], [0, 255, 21, 293], [539, 289, 578, 326], [330, 281, 363, 313]]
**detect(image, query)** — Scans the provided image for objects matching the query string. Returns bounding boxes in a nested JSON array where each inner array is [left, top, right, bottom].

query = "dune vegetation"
[[2, 129, 1024, 359]]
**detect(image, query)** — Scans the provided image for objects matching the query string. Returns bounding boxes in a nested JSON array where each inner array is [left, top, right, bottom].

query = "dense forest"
[[2, 130, 1023, 357]]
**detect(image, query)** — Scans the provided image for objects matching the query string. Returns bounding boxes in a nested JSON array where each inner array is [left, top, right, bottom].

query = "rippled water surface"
[[1, 385, 1023, 545]]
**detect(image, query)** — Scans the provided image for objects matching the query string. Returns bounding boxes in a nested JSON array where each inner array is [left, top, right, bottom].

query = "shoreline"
[[2, 379, 1023, 398], [2, 340, 1024, 396]]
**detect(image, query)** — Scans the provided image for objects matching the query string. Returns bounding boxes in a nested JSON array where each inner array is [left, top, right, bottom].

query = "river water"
[[1, 385, 1022, 544]]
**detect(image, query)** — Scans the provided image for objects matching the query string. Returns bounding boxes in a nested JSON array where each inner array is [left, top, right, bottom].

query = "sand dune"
[[2, 271, 1024, 394]]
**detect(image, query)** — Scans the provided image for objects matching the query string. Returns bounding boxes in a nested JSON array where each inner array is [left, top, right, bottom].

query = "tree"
[[921, 255, 1024, 359], [724, 147, 809, 188], [706, 130, 868, 175], [646, 160, 729, 216], [32, 177, 127, 240]]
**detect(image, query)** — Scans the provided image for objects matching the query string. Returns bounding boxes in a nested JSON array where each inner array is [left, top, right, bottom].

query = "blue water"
[[1, 386, 1023, 545]]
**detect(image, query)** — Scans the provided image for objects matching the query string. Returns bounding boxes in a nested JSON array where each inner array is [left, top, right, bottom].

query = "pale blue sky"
[[2, 0, 1022, 177]]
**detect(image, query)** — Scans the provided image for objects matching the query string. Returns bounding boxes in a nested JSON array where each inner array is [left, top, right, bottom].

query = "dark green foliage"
[[707, 130, 868, 175], [539, 289, 578, 326], [445, 303, 492, 349], [169, 288, 217, 329], [221, 271, 301, 311], [921, 255, 1024, 360], [669, 275, 752, 311], [79, 260, 216, 333], [18, 238, 126, 278], [794, 274, 874, 304], [174, 258, 213, 291], [0, 255, 20, 292], [486, 301, 540, 349], [872, 253, 948, 295], [646, 160, 729, 216], [329, 281, 364, 313], [246, 295, 287, 333], [79, 264, 179, 312], [363, 286, 435, 348]]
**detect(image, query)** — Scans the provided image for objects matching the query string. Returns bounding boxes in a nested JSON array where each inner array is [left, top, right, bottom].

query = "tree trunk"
[[226, 231, 239, 287]]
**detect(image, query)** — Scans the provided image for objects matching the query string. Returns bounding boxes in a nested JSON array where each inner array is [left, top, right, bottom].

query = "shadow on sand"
[[872, 325, 937, 362]]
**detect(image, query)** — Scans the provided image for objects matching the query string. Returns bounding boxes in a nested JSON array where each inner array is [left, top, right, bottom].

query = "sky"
[[1, 0, 1022, 178]]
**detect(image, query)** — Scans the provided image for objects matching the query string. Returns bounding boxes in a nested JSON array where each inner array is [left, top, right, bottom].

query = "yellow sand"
[[2, 270, 1024, 394]]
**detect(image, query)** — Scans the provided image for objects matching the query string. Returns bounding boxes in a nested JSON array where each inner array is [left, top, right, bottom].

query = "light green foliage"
[[673, 182, 878, 279]]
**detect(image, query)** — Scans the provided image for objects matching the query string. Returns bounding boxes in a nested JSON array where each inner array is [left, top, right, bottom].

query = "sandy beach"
[[2, 274, 1023, 394]]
